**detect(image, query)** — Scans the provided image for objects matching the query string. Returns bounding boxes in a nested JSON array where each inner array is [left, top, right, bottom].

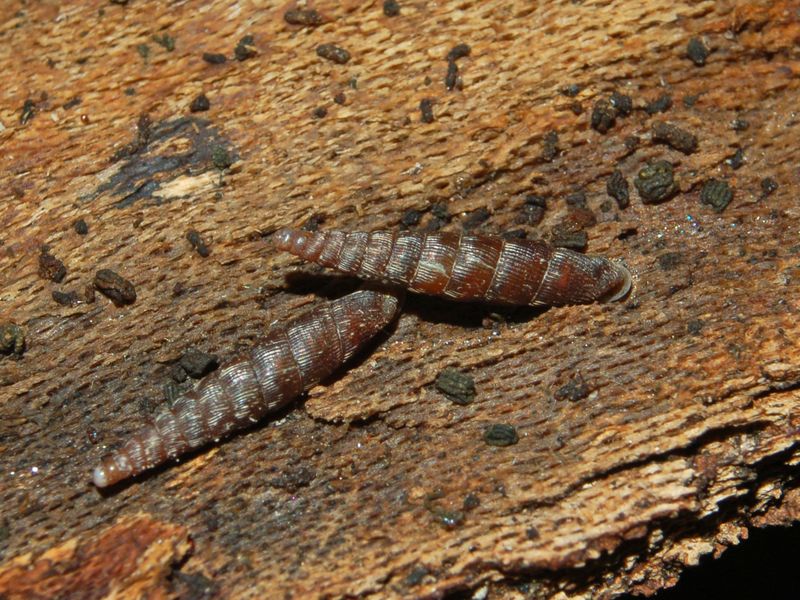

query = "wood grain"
[[1, 1, 798, 598]]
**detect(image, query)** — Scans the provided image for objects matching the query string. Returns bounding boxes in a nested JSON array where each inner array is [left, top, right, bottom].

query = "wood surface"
[[1, 1, 799, 598]]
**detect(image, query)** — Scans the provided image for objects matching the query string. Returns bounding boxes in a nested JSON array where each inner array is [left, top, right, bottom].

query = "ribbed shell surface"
[[274, 229, 631, 306], [92, 289, 401, 487]]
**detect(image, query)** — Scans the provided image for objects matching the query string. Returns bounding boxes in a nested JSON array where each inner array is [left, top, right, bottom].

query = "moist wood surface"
[[1, 1, 798, 598]]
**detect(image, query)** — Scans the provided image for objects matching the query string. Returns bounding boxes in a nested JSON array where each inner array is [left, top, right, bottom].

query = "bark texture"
[[1, 1, 798, 598]]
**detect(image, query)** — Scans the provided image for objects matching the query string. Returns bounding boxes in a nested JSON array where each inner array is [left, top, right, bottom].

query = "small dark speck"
[[700, 178, 733, 212], [560, 83, 581, 97], [725, 148, 745, 170], [189, 93, 210, 113], [137, 43, 150, 60], [283, 8, 323, 27], [63, 96, 82, 110], [186, 229, 210, 257], [179, 348, 219, 379], [760, 177, 778, 198], [484, 423, 519, 447], [634, 160, 677, 204], [419, 98, 435, 123], [687, 319, 704, 335], [234, 35, 257, 61], [444, 60, 461, 91], [565, 190, 587, 208], [38, 248, 67, 283], [93, 269, 136, 306], [152, 33, 175, 52], [446, 43, 471, 62], [20, 99, 36, 125], [333, 92, 346, 105], [383, 0, 401, 17], [73, 218, 89, 235], [212, 146, 233, 170], [400, 209, 421, 229], [526, 526, 540, 540], [462, 207, 490, 230], [462, 492, 480, 510], [569, 101, 583, 115], [312, 106, 328, 119], [687, 37, 709, 66], [124, 87, 137, 96], [316, 44, 351, 64], [591, 99, 616, 133], [554, 376, 590, 402], [645, 93, 673, 115], [731, 118, 749, 131], [607, 169, 630, 209], [541, 130, 558, 162], [301, 214, 325, 232], [405, 566, 429, 587], [515, 194, 547, 226], [657, 252, 682, 271], [651, 121, 698, 154], [202, 52, 227, 64], [609, 91, 633, 117], [52, 290, 80, 307], [683, 94, 699, 108]]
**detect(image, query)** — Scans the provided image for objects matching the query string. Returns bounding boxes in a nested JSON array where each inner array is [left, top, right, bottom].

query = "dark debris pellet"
[[202, 52, 227, 64], [435, 367, 476, 405], [446, 43, 471, 62], [590, 99, 617, 133], [760, 177, 778, 198], [484, 424, 519, 447], [52, 290, 80, 306], [645, 93, 673, 115], [683, 94, 699, 108], [400, 209, 422, 229], [515, 194, 547, 226], [63, 96, 82, 110], [20, 99, 36, 125], [462, 492, 480, 511], [551, 230, 587, 252], [430, 202, 450, 221], [565, 190, 587, 208], [607, 169, 630, 209], [405, 566, 429, 587], [634, 160, 678, 204], [73, 218, 89, 235], [153, 33, 175, 52], [83, 284, 96, 303], [651, 121, 698, 154], [609, 91, 633, 117], [502, 228, 527, 240], [725, 148, 745, 170], [0, 323, 25, 356], [316, 44, 351, 64], [687, 37, 710, 66], [526, 526, 540, 540], [38, 248, 66, 283], [462, 207, 490, 230], [186, 229, 210, 257], [383, 0, 401, 17], [687, 319, 704, 335], [560, 83, 581, 97], [189, 93, 210, 113], [93, 269, 137, 306], [234, 35, 257, 61], [179, 348, 219, 379], [301, 214, 325, 232], [700, 178, 733, 212], [444, 60, 461, 91], [283, 8, 323, 27], [169, 363, 188, 383], [554, 376, 590, 402], [419, 98, 435, 123], [541, 130, 558, 162], [212, 146, 233, 170], [312, 106, 328, 119], [333, 91, 346, 105], [731, 118, 749, 131]]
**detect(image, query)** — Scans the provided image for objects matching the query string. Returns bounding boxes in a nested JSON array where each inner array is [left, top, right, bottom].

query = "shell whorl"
[[92, 289, 401, 488], [274, 228, 631, 306]]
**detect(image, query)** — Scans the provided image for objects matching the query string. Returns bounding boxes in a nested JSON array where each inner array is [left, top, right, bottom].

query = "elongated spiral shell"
[[274, 229, 631, 306], [92, 289, 401, 487]]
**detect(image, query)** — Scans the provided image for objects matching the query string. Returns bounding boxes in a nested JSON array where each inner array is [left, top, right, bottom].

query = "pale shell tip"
[[92, 465, 109, 488]]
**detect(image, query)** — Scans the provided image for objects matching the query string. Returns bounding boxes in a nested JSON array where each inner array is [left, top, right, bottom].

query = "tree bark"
[[1, 1, 798, 598]]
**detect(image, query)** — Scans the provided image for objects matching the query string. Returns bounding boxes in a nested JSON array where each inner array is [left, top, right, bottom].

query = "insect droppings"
[[651, 121, 698, 154], [435, 368, 476, 405], [634, 160, 678, 204], [316, 44, 351, 64], [93, 269, 136, 306], [483, 424, 519, 447], [38, 247, 66, 283], [283, 8, 323, 27], [607, 169, 630, 209], [274, 228, 632, 306], [0, 323, 25, 356], [700, 179, 733, 212]]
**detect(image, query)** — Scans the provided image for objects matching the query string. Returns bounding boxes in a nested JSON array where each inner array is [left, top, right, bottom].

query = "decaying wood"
[[1, 1, 798, 598]]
